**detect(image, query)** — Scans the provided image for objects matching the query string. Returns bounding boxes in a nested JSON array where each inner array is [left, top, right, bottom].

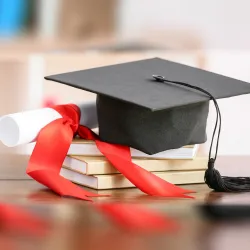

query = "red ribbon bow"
[[26, 104, 194, 201]]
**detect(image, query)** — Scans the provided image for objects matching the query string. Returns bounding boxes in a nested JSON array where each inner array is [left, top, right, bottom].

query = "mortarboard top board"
[[45, 58, 250, 155]]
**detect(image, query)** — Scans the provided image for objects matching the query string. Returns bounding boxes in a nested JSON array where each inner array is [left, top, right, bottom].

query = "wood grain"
[[0, 154, 249, 249]]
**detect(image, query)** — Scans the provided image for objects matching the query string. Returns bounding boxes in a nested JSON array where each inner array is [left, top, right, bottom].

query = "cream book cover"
[[60, 168, 206, 190], [63, 156, 208, 175], [67, 138, 199, 159]]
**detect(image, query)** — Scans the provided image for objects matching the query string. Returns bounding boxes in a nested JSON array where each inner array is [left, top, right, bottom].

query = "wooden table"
[[0, 154, 250, 250]]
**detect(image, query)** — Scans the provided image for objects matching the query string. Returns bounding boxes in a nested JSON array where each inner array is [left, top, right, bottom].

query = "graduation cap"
[[45, 57, 250, 192]]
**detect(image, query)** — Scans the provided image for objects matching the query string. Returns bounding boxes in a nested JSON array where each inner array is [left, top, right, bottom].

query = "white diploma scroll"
[[0, 101, 98, 147]]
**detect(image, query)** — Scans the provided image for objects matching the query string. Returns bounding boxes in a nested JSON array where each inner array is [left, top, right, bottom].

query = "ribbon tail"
[[29, 170, 100, 201], [78, 125, 194, 198], [96, 143, 193, 198], [92, 137, 194, 198], [27, 119, 103, 201]]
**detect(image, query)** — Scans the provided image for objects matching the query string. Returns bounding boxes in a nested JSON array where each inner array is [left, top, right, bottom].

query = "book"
[[67, 139, 199, 159], [63, 156, 208, 175], [60, 167, 205, 190]]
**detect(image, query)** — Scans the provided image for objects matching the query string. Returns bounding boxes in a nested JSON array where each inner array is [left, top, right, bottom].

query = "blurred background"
[[0, 0, 250, 156]]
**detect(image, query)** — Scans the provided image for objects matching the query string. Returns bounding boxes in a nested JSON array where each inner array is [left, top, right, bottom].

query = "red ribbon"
[[27, 104, 194, 201]]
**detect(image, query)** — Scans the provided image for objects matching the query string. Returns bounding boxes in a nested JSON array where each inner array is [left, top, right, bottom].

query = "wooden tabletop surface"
[[0, 154, 250, 249]]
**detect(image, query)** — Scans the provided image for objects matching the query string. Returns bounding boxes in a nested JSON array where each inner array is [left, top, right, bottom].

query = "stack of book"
[[60, 138, 207, 190]]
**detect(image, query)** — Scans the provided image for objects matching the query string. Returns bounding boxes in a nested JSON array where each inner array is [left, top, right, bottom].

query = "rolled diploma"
[[0, 101, 97, 147]]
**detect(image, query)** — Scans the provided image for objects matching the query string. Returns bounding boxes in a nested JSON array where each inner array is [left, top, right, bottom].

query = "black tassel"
[[205, 158, 250, 192], [153, 75, 250, 193]]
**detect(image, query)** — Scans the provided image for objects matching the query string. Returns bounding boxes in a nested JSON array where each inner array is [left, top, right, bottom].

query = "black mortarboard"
[[45, 57, 250, 154], [45, 57, 250, 192]]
